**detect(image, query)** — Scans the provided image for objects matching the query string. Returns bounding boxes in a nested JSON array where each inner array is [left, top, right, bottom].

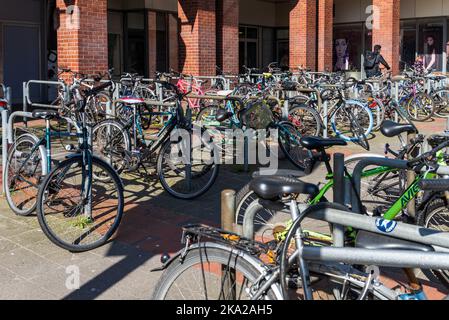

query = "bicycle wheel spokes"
[[163, 260, 253, 300], [158, 136, 219, 199], [38, 158, 122, 251]]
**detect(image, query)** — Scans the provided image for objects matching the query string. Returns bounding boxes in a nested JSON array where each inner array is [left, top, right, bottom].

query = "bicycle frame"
[[176, 78, 204, 110]]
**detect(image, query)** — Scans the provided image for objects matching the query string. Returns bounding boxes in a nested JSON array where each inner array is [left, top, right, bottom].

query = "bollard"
[[221, 189, 236, 300], [221, 190, 236, 232]]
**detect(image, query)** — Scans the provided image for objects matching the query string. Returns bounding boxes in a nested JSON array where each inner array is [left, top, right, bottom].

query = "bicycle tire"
[[37, 156, 124, 252], [152, 245, 281, 300], [157, 137, 219, 199], [331, 100, 373, 143], [278, 121, 311, 170], [432, 89, 449, 118], [92, 119, 131, 175], [406, 93, 434, 122], [288, 104, 322, 137]]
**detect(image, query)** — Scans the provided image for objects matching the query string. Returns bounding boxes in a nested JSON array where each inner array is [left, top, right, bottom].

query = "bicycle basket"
[[241, 100, 274, 130]]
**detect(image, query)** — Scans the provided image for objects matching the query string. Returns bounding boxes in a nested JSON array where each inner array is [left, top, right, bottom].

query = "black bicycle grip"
[[419, 179, 449, 192]]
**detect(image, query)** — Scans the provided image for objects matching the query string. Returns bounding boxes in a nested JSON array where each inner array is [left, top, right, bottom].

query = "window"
[[156, 12, 168, 72], [239, 26, 259, 71], [126, 12, 146, 75]]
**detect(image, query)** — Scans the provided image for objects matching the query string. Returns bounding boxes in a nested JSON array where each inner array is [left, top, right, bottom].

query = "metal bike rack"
[[351, 157, 409, 215], [1, 84, 12, 194], [1, 109, 41, 194], [23, 80, 68, 112]]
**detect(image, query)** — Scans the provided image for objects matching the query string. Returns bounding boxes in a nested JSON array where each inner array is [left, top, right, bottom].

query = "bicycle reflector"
[[0, 99, 7, 108]]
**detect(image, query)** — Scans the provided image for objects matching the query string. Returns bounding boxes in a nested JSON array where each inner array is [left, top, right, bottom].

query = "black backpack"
[[364, 51, 377, 69]]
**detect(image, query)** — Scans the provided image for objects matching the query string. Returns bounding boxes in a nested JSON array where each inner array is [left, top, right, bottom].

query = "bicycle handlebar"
[[408, 139, 449, 167], [419, 179, 449, 191]]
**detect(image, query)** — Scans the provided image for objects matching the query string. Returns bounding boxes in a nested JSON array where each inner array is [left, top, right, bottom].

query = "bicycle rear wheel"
[[288, 104, 322, 137], [152, 245, 281, 300], [37, 156, 124, 252], [278, 121, 313, 171], [92, 119, 131, 175], [407, 93, 434, 122], [433, 89, 449, 118], [331, 102, 373, 145]]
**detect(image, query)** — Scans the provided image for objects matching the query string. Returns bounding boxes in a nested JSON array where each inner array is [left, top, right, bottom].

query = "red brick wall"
[[290, 0, 317, 71], [372, 0, 401, 75], [56, 0, 108, 78], [178, 0, 216, 75], [318, 0, 333, 72], [216, 0, 239, 75]]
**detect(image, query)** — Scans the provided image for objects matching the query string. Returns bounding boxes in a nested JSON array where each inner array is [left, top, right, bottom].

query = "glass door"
[[239, 26, 259, 72]]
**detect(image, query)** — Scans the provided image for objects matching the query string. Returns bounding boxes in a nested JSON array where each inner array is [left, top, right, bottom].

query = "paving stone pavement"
[[0, 118, 448, 300]]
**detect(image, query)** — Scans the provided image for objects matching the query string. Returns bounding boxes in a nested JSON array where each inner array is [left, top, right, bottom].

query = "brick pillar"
[[216, 0, 239, 75], [372, 0, 401, 75], [148, 11, 157, 76], [178, 0, 216, 75], [168, 13, 179, 72], [290, 0, 317, 71], [318, 0, 333, 72], [56, 0, 108, 77]]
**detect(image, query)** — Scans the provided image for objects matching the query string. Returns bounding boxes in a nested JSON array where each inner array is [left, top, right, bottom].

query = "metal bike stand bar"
[[23, 80, 67, 127], [333, 153, 346, 247], [290, 207, 449, 271], [351, 158, 409, 214], [297, 87, 326, 138], [1, 108, 8, 195], [1, 86, 11, 194], [406, 131, 419, 219]]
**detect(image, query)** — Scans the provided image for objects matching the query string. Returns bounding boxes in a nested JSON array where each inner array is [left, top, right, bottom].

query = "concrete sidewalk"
[[0, 118, 448, 300]]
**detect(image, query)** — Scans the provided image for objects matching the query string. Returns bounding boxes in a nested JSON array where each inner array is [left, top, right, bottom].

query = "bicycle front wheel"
[[37, 156, 124, 252], [278, 121, 313, 170], [157, 136, 219, 199], [152, 245, 281, 300], [331, 101, 373, 143]]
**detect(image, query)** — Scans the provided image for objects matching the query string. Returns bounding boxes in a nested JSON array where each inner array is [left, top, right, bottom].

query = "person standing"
[[423, 35, 438, 72], [364, 45, 391, 78]]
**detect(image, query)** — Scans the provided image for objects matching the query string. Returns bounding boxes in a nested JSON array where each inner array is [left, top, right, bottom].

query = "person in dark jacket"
[[364, 45, 391, 78]]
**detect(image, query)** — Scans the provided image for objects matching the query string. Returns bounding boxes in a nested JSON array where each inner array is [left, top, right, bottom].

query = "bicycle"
[[35, 81, 125, 252], [92, 81, 220, 199], [152, 155, 449, 300]]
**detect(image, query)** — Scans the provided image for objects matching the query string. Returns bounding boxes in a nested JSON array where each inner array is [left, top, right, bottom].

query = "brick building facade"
[[53, 0, 404, 76]]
